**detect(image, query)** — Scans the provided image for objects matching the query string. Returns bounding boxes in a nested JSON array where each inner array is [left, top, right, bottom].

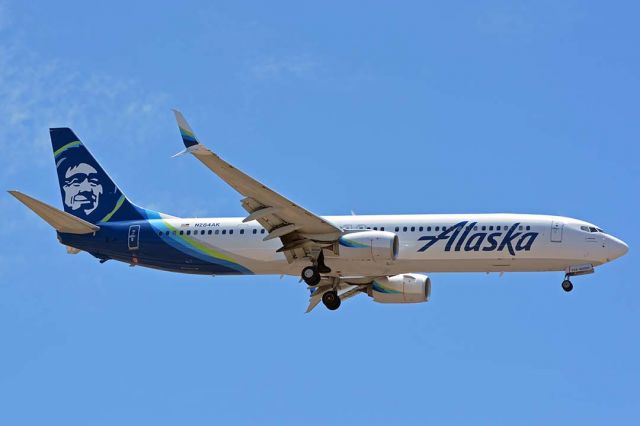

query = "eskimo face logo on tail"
[[62, 162, 104, 215], [417, 221, 538, 256]]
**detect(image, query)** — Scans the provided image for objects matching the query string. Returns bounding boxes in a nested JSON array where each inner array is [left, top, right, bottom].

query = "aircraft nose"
[[607, 236, 629, 260]]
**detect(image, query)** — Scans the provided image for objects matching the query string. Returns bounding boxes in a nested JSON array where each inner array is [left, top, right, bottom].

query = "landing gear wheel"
[[301, 266, 321, 286], [562, 279, 573, 292], [322, 290, 341, 310]]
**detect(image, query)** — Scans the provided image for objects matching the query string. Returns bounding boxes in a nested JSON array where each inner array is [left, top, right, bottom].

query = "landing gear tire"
[[562, 279, 573, 292], [322, 290, 341, 310], [301, 266, 321, 286]]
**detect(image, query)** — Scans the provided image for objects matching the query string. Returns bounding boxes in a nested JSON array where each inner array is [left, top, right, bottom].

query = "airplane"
[[9, 111, 629, 312]]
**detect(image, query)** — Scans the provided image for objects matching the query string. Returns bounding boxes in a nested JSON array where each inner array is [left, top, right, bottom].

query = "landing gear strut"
[[316, 251, 331, 274], [322, 290, 341, 310], [561, 278, 573, 292]]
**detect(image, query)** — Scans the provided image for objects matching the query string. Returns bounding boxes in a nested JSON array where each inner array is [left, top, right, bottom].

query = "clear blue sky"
[[1, 1, 638, 424]]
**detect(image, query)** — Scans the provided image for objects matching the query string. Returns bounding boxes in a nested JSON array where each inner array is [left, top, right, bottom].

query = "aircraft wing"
[[172, 110, 342, 259]]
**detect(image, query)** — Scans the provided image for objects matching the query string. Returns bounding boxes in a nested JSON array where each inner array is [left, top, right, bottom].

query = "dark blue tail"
[[51, 128, 145, 224]]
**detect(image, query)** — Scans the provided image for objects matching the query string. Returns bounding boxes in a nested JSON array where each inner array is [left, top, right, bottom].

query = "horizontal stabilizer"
[[8, 190, 100, 234]]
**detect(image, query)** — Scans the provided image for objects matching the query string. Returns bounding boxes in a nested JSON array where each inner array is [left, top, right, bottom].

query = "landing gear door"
[[128, 225, 140, 250], [550, 221, 563, 243]]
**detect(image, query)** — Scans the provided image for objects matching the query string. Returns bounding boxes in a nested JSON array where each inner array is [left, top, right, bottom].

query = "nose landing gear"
[[561, 264, 594, 293]]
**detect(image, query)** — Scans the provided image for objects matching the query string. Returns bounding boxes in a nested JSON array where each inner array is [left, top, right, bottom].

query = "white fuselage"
[[149, 213, 628, 277]]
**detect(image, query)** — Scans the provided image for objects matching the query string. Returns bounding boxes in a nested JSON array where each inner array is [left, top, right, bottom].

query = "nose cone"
[[607, 236, 629, 260]]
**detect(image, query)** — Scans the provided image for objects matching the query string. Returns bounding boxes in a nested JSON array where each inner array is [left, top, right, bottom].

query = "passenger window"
[[526, 226, 531, 231], [261, 229, 265, 234], [186, 230, 191, 235], [419, 226, 423, 232], [229, 230, 234, 235], [402, 226, 407, 232], [253, 229, 257, 234], [373, 227, 377, 230], [173, 231, 177, 236], [410, 226, 415, 232], [381, 227, 385, 231], [473, 226, 477, 231], [395, 226, 400, 232], [222, 230, 226, 235], [208, 230, 212, 235], [442, 227, 447, 232], [201, 230, 205, 235], [435, 226, 440, 231], [497, 226, 501, 231], [215, 230, 219, 235], [481, 226, 486, 231], [240, 229, 244, 235], [427, 226, 431, 231], [518, 226, 523, 231], [489, 226, 494, 231], [179, 230, 184, 235]]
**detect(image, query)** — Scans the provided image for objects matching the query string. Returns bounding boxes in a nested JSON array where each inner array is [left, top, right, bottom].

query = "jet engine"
[[337, 231, 399, 263], [368, 273, 431, 303]]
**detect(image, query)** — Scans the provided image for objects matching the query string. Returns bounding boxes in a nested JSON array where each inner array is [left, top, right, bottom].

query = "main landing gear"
[[322, 290, 341, 310], [301, 251, 341, 310], [300, 251, 330, 286], [301, 266, 321, 286], [301, 270, 342, 310], [561, 278, 574, 292]]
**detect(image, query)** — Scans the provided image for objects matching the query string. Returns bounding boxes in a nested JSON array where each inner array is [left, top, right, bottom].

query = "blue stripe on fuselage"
[[58, 220, 253, 275]]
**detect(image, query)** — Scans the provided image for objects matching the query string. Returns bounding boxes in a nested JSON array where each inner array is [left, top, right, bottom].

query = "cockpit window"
[[581, 225, 604, 233]]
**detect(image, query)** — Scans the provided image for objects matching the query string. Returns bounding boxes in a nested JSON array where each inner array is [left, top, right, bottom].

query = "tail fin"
[[50, 128, 143, 224]]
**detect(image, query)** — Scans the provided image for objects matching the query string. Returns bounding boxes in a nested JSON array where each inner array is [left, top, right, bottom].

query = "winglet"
[[172, 109, 199, 148]]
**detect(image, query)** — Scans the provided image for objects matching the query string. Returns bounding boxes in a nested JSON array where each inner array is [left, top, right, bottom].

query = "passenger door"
[[550, 221, 563, 243]]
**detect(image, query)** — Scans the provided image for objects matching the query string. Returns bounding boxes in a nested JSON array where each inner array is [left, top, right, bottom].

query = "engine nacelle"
[[368, 273, 431, 304], [337, 231, 399, 263]]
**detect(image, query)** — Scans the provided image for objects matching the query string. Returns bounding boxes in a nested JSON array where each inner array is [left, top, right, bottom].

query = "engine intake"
[[337, 231, 399, 263], [368, 273, 431, 304]]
